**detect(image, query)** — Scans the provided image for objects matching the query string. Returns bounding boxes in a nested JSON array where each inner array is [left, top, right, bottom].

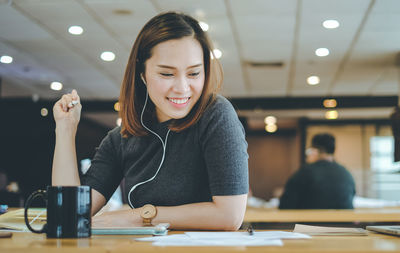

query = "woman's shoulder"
[[202, 94, 236, 120], [196, 94, 242, 135], [102, 126, 123, 146], [210, 94, 234, 109], [108, 126, 122, 137]]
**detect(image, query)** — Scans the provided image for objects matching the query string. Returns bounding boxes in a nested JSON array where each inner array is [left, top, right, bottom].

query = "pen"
[[247, 225, 254, 235], [68, 100, 79, 107]]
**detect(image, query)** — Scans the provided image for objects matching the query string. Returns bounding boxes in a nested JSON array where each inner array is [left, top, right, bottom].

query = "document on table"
[[293, 224, 368, 236], [0, 208, 46, 231], [136, 231, 310, 246]]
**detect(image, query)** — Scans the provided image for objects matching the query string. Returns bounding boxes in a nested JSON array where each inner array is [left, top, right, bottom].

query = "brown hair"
[[119, 11, 223, 137]]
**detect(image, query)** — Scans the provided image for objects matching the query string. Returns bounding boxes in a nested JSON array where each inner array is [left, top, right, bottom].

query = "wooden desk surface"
[[245, 207, 400, 223], [1, 231, 400, 253]]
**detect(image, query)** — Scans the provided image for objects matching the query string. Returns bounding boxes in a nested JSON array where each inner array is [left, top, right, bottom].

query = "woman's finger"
[[71, 89, 81, 104], [61, 95, 73, 112], [68, 90, 80, 108]]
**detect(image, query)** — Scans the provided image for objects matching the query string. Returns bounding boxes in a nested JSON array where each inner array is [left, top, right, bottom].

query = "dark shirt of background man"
[[279, 133, 356, 209], [279, 160, 356, 209]]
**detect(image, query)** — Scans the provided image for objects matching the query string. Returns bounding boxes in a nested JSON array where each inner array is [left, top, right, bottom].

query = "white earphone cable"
[[127, 91, 171, 208]]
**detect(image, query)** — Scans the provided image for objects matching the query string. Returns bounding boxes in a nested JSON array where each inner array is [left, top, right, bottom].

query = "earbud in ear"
[[140, 74, 147, 85]]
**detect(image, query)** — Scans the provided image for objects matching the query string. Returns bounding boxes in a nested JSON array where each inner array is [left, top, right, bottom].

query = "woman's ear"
[[140, 73, 147, 85]]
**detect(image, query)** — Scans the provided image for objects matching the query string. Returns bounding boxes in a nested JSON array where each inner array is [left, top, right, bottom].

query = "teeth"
[[169, 97, 189, 104]]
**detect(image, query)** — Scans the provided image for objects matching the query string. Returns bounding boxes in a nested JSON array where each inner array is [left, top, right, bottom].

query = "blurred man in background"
[[279, 133, 356, 209]]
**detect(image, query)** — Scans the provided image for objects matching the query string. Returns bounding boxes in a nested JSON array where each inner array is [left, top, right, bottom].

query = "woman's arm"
[[52, 89, 82, 186], [92, 194, 247, 230], [52, 90, 106, 215], [52, 123, 80, 186], [154, 194, 247, 230]]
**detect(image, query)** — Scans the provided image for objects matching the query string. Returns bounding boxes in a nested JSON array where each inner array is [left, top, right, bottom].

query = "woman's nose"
[[173, 76, 190, 93]]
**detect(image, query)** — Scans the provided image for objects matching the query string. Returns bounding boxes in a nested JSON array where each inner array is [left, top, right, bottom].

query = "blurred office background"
[[0, 0, 399, 206]]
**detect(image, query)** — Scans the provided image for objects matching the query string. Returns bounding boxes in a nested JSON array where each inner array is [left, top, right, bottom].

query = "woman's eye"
[[189, 72, 200, 77], [160, 73, 173, 77]]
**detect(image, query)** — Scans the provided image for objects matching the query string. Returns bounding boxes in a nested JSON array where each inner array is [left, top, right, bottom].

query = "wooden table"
[[245, 207, 400, 223], [1, 230, 400, 253]]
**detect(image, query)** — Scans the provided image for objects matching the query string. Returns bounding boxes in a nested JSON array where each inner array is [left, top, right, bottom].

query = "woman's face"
[[143, 36, 205, 122]]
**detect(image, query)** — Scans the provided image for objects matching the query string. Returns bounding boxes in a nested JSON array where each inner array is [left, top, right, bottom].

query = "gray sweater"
[[82, 95, 249, 208]]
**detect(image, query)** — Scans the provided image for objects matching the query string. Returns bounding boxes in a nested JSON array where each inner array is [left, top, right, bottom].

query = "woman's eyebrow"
[[156, 63, 203, 69]]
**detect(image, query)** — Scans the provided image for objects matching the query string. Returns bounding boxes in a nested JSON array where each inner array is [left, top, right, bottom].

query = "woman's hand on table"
[[92, 209, 143, 228]]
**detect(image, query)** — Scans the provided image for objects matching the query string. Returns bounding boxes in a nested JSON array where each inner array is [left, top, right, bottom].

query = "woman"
[[52, 12, 248, 230]]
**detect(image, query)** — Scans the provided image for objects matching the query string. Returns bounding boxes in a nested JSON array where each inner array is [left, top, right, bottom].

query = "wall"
[[0, 100, 110, 206], [247, 132, 301, 200]]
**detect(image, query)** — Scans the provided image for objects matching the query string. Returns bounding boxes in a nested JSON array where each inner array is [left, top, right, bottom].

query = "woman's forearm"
[[52, 125, 80, 186], [94, 196, 247, 231], [129, 195, 247, 230], [153, 200, 245, 230], [92, 193, 247, 231]]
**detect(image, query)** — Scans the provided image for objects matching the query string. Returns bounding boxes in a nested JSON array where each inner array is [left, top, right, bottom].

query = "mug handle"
[[24, 190, 47, 234]]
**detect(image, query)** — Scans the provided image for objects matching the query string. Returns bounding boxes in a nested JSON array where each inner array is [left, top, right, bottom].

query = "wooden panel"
[[247, 134, 300, 200]]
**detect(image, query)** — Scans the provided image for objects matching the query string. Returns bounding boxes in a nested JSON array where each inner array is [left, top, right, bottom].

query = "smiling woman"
[[143, 37, 205, 123], [51, 11, 249, 231]]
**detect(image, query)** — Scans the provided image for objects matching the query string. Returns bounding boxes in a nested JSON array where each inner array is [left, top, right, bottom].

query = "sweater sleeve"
[[198, 95, 249, 196], [81, 127, 123, 202]]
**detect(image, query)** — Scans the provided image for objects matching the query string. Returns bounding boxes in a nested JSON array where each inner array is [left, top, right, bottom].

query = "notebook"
[[366, 225, 400, 236], [293, 224, 368, 236], [91, 223, 169, 236]]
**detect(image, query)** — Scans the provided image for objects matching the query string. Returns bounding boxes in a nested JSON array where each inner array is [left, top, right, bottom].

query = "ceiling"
[[0, 0, 399, 127]]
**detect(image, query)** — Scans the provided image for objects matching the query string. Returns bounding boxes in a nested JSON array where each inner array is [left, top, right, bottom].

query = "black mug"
[[24, 186, 92, 238]]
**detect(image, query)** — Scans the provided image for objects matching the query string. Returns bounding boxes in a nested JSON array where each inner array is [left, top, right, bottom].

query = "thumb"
[[71, 89, 81, 103]]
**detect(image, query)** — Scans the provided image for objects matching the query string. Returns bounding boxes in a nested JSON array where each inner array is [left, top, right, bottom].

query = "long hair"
[[119, 11, 223, 137]]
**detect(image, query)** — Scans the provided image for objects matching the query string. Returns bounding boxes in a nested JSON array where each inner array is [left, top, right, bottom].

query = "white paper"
[[136, 231, 310, 246], [136, 234, 188, 242], [186, 231, 310, 240], [152, 238, 283, 247], [293, 224, 368, 235]]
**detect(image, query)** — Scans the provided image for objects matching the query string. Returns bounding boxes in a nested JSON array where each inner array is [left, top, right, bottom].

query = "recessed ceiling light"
[[264, 116, 277, 125], [113, 9, 132, 15], [100, 51, 115, 61], [41, 108, 48, 117], [114, 102, 120, 112], [212, 49, 222, 59], [68, 25, 84, 35], [323, 99, 337, 108], [307, 76, 320, 85], [325, 110, 338, 120], [265, 124, 278, 133], [323, 20, 340, 29], [315, 48, 330, 57], [0, 55, 13, 64], [199, 21, 209, 32], [50, 81, 63, 91]]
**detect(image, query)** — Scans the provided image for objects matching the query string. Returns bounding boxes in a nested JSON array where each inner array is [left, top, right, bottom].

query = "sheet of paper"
[[136, 234, 188, 242], [185, 231, 310, 239], [136, 231, 310, 246], [0, 208, 46, 231], [152, 238, 283, 247], [293, 224, 368, 236]]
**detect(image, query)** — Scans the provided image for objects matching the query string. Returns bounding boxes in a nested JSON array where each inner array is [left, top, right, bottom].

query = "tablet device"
[[92, 223, 169, 236], [366, 225, 400, 236]]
